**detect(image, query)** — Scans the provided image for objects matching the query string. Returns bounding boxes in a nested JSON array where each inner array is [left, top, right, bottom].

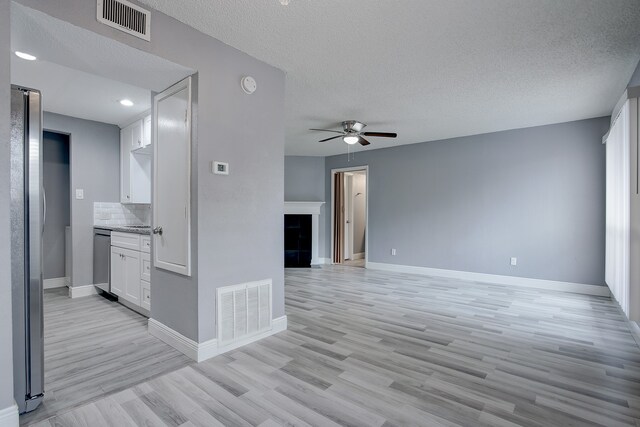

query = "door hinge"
[[184, 110, 188, 124]]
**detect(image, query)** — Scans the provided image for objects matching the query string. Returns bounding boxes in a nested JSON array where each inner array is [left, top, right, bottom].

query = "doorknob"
[[153, 226, 163, 236]]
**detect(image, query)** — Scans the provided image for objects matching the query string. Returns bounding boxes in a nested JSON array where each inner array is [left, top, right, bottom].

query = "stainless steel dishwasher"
[[93, 228, 111, 293]]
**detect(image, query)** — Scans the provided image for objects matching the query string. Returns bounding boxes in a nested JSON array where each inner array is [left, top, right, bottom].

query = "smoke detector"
[[241, 76, 257, 94]]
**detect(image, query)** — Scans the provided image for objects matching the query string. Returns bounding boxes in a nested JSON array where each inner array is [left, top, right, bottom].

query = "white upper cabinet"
[[130, 119, 144, 150], [143, 115, 151, 148], [120, 114, 152, 204], [120, 128, 132, 203]]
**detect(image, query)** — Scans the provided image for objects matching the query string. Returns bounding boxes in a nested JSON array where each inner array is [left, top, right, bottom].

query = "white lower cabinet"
[[110, 246, 141, 305], [141, 280, 151, 311], [110, 247, 125, 297], [111, 231, 151, 314]]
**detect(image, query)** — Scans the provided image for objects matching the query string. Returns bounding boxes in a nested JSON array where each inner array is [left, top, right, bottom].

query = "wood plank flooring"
[[20, 288, 192, 426], [28, 267, 640, 426]]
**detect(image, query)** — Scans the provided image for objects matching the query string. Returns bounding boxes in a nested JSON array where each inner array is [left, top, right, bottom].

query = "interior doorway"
[[331, 166, 368, 267], [42, 131, 71, 289]]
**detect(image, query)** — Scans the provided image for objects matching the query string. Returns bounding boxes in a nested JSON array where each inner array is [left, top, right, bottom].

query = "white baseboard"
[[351, 252, 365, 260], [148, 315, 288, 363], [316, 258, 331, 265], [148, 318, 200, 361], [44, 277, 68, 289], [68, 284, 98, 299], [0, 404, 18, 427], [366, 262, 610, 297]]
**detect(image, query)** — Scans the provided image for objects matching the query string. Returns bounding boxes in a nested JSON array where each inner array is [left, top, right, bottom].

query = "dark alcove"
[[284, 214, 311, 268]]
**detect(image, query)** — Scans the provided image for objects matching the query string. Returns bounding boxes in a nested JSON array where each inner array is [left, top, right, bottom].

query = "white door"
[[344, 174, 353, 260], [153, 77, 192, 276]]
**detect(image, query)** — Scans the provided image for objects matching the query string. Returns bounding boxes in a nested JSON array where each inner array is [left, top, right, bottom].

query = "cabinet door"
[[123, 249, 141, 305], [143, 115, 151, 147], [110, 247, 124, 297], [141, 252, 151, 282], [131, 120, 144, 150], [120, 128, 131, 203], [140, 280, 151, 311]]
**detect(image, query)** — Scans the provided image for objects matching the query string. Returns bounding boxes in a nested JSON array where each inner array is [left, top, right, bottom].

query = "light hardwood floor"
[[21, 288, 192, 426], [29, 267, 640, 426]]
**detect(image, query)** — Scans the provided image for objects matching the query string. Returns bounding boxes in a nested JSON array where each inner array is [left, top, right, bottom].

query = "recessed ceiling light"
[[280, 0, 290, 4], [119, 99, 134, 107], [343, 135, 359, 145], [15, 51, 37, 61]]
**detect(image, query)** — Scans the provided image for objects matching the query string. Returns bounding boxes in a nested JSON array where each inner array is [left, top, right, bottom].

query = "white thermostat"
[[241, 76, 257, 94], [213, 161, 229, 175]]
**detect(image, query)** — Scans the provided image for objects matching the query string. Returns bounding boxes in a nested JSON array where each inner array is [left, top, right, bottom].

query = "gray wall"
[[17, 0, 286, 342], [284, 156, 327, 258], [0, 0, 14, 414], [352, 173, 366, 255], [285, 156, 326, 201], [44, 112, 120, 287], [325, 117, 610, 286], [629, 58, 640, 87], [43, 131, 70, 280]]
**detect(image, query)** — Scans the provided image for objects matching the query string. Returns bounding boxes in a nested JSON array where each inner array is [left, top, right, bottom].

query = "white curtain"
[[605, 101, 630, 316]]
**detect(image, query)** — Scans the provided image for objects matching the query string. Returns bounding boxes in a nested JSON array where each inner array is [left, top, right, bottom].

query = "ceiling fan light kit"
[[343, 135, 359, 145], [310, 120, 397, 147]]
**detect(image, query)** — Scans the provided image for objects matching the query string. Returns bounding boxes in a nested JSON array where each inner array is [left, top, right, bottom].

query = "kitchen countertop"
[[94, 225, 152, 235]]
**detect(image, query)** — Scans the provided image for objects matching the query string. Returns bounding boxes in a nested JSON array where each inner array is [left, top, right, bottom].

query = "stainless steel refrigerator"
[[11, 85, 45, 414]]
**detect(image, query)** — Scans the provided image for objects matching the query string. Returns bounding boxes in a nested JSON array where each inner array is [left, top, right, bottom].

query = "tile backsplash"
[[94, 202, 150, 227]]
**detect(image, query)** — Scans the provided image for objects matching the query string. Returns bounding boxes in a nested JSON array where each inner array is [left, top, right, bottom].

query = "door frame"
[[330, 165, 369, 266], [153, 76, 192, 276], [42, 129, 73, 287]]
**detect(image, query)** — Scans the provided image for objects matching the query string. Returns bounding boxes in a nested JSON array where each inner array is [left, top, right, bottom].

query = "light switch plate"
[[75, 189, 84, 200], [213, 161, 229, 175], [510, 257, 517, 266]]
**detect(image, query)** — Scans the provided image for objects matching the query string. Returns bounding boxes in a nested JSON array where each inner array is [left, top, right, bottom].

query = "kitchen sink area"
[[93, 202, 152, 316]]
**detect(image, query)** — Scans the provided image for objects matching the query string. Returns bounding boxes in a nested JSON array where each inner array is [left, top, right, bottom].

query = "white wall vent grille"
[[97, 0, 151, 41], [217, 280, 272, 345]]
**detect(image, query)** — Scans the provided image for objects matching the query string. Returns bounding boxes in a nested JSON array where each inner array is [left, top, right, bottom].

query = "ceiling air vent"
[[97, 0, 150, 41]]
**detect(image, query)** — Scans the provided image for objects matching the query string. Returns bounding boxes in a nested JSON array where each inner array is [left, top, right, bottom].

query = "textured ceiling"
[[138, 0, 640, 156]]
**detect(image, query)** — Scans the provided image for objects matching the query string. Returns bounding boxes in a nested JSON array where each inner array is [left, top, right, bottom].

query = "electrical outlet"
[[510, 257, 517, 266], [212, 161, 229, 175], [391, 248, 397, 256], [75, 189, 84, 200]]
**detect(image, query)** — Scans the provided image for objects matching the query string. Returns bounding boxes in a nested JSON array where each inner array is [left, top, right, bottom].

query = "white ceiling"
[[139, 0, 640, 156], [10, 3, 193, 127], [12, 59, 151, 127]]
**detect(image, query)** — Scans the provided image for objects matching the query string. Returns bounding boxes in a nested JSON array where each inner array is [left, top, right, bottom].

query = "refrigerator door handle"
[[42, 187, 46, 230]]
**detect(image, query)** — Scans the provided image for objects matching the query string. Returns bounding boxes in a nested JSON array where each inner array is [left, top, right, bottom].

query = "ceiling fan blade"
[[362, 132, 397, 138], [319, 135, 344, 143], [358, 137, 371, 146], [309, 128, 344, 134]]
